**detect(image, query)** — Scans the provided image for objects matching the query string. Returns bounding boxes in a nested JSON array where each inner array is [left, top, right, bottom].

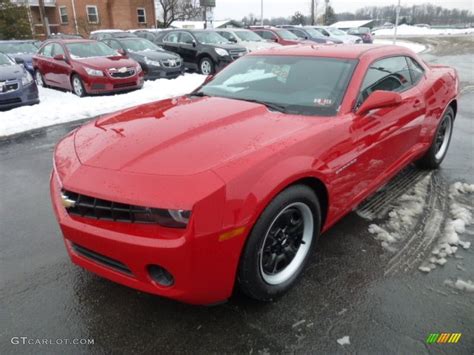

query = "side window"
[[291, 29, 305, 38], [179, 32, 194, 45], [260, 31, 276, 41], [52, 43, 65, 56], [406, 56, 425, 84], [219, 31, 236, 42], [107, 40, 122, 50], [358, 56, 412, 105], [164, 32, 179, 44], [41, 44, 54, 57]]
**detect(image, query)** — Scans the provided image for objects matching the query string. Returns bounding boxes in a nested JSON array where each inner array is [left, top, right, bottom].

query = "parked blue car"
[[0, 52, 39, 110], [0, 40, 39, 75]]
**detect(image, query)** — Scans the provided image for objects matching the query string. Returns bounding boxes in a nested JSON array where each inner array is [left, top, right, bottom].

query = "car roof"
[[45, 39, 97, 44], [249, 44, 414, 60]]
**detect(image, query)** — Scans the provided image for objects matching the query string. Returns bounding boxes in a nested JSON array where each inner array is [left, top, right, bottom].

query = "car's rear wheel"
[[35, 70, 46, 87], [199, 57, 215, 75], [416, 106, 454, 169], [71, 75, 86, 97], [238, 185, 321, 301]]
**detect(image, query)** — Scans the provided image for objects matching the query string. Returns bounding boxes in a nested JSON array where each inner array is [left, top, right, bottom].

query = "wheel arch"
[[448, 99, 457, 119]]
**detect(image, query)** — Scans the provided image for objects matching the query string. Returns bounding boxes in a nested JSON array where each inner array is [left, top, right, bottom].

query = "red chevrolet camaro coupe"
[[51, 44, 459, 305]]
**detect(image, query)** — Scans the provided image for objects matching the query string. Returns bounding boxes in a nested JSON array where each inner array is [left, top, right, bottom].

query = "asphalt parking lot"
[[1, 38, 473, 354]]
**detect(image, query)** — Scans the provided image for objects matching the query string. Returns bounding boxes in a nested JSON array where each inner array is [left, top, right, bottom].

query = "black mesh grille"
[[109, 69, 135, 78], [62, 190, 170, 224], [72, 243, 133, 275]]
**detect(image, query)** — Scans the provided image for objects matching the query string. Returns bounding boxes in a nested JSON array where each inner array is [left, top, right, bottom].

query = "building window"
[[59, 6, 68, 24], [86, 5, 99, 24], [137, 8, 146, 24]]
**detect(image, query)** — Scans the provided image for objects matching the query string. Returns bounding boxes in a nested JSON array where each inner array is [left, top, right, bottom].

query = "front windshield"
[[120, 38, 162, 52], [197, 55, 356, 116], [275, 29, 299, 40], [66, 42, 118, 58], [235, 30, 265, 42], [0, 53, 14, 66], [327, 28, 346, 36], [194, 31, 230, 45], [0, 42, 37, 54]]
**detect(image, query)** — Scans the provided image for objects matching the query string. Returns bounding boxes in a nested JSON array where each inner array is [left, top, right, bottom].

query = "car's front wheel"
[[71, 74, 86, 97], [199, 57, 215, 75], [416, 106, 454, 169], [35, 70, 46, 87], [238, 185, 321, 301]]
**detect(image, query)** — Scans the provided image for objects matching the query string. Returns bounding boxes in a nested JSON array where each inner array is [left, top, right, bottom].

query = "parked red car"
[[251, 27, 312, 46], [33, 39, 144, 96], [51, 44, 459, 305]]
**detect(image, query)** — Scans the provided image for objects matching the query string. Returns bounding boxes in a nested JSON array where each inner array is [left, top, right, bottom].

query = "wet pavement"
[[1, 46, 473, 354]]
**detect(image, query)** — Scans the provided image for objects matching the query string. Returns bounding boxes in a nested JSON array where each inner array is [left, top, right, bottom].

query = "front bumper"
[[82, 73, 144, 95], [50, 168, 247, 305], [0, 82, 39, 110], [143, 64, 184, 80]]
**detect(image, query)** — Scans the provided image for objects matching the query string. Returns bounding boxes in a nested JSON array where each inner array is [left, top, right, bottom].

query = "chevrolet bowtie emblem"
[[61, 192, 76, 209]]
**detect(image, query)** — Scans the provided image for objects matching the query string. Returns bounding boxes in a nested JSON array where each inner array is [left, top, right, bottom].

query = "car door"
[[178, 32, 198, 67], [37, 43, 55, 85], [160, 31, 181, 54], [343, 56, 425, 197], [51, 43, 71, 89]]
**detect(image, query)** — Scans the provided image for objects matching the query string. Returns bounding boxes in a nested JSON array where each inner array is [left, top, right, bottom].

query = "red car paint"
[[51, 44, 459, 304], [251, 28, 313, 46], [33, 39, 144, 95]]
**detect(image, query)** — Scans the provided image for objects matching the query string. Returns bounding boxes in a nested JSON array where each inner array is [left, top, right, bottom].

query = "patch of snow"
[[337, 336, 350, 346], [373, 39, 426, 53], [373, 24, 474, 37], [444, 278, 474, 292], [419, 182, 473, 273], [368, 174, 431, 252], [0, 73, 206, 137]]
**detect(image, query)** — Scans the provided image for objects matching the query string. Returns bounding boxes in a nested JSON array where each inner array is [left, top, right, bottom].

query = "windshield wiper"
[[238, 98, 288, 113], [187, 91, 209, 98]]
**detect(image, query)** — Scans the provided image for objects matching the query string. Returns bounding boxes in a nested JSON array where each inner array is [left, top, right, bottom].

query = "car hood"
[[0, 64, 25, 80], [130, 50, 179, 61], [72, 56, 137, 70], [73, 96, 313, 176]]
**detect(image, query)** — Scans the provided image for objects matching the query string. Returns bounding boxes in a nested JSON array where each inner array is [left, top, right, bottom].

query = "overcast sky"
[[213, 0, 473, 20]]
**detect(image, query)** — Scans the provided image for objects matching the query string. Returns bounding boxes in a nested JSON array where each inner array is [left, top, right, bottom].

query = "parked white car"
[[311, 26, 362, 44], [215, 28, 281, 52]]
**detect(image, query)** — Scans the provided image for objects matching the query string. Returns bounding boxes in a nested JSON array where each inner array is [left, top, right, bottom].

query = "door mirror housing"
[[14, 57, 24, 64], [356, 90, 402, 115], [192, 39, 197, 47], [117, 48, 126, 56], [53, 54, 65, 61]]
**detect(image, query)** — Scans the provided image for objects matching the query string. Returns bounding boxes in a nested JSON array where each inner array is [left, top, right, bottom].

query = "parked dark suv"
[[102, 37, 184, 80], [156, 30, 247, 75]]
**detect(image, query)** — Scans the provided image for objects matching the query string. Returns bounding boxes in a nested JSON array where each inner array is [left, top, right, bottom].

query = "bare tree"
[[157, 0, 202, 28]]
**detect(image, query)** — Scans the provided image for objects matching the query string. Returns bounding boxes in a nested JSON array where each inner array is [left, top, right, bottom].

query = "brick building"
[[12, 0, 156, 37]]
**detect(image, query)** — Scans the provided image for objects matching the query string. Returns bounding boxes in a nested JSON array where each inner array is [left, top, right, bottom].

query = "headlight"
[[22, 71, 33, 85], [139, 208, 191, 228], [144, 57, 160, 67], [85, 67, 104, 77], [168, 209, 191, 226], [215, 48, 229, 56]]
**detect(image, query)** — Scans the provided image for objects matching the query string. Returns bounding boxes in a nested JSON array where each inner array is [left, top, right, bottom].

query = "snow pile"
[[337, 336, 350, 346], [373, 39, 426, 53], [444, 278, 474, 293], [0, 73, 206, 137], [419, 182, 473, 273], [368, 174, 431, 253], [373, 24, 474, 36]]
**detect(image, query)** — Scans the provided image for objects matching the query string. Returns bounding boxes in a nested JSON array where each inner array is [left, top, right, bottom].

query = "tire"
[[238, 184, 321, 301], [35, 70, 46, 88], [71, 74, 86, 97], [199, 57, 215, 75], [416, 106, 454, 169]]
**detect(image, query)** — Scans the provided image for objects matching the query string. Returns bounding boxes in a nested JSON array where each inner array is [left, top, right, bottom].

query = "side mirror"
[[53, 54, 65, 61], [14, 57, 24, 64], [356, 90, 402, 116], [192, 40, 197, 47], [117, 48, 126, 56]]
